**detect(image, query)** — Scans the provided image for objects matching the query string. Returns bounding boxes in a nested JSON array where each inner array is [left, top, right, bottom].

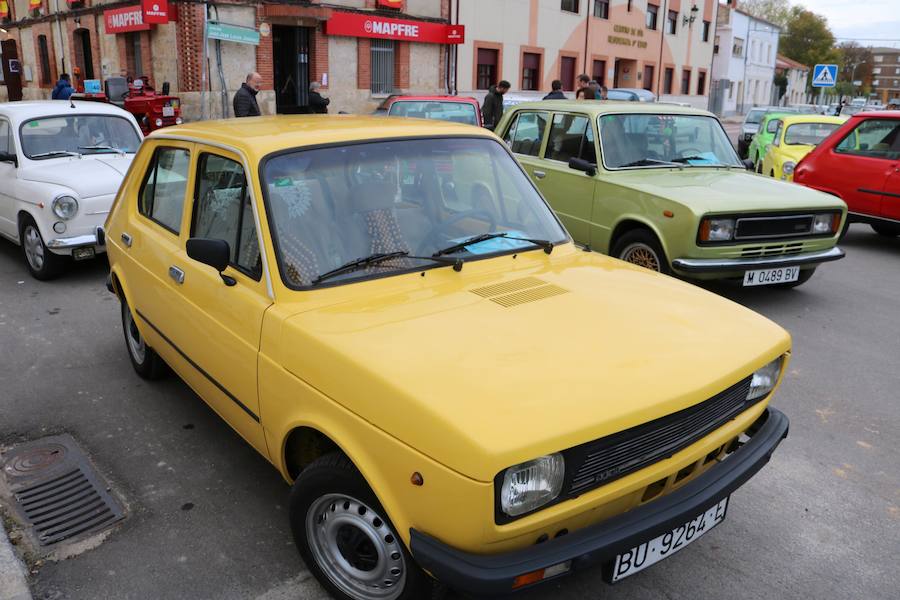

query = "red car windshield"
[[388, 101, 478, 126]]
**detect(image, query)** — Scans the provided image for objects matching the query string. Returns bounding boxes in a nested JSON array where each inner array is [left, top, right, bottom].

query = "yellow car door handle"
[[168, 266, 185, 285], [120, 232, 133, 247], [534, 170, 546, 179]]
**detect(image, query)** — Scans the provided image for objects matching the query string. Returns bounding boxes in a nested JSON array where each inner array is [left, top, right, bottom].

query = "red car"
[[384, 95, 483, 127], [794, 111, 900, 237]]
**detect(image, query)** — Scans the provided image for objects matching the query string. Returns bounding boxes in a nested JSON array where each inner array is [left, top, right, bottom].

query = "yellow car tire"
[[121, 299, 167, 380]]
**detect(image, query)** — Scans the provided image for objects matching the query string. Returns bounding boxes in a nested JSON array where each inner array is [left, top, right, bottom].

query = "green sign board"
[[207, 21, 260, 46]]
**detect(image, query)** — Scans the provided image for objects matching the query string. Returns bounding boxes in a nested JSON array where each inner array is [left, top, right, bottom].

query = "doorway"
[[613, 58, 637, 88], [1, 40, 23, 101], [273, 25, 311, 114], [73, 28, 94, 82]]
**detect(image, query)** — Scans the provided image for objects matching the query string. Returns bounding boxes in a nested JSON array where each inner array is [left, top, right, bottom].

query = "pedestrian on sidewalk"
[[543, 80, 566, 100], [481, 80, 510, 130], [308, 82, 330, 114], [51, 74, 74, 100], [576, 87, 596, 100], [233, 72, 262, 118], [576, 73, 590, 95]]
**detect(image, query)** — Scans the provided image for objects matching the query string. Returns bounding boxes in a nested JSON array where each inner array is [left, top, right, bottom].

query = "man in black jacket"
[[481, 80, 510, 130], [233, 73, 262, 118], [543, 80, 566, 100], [308, 82, 330, 114]]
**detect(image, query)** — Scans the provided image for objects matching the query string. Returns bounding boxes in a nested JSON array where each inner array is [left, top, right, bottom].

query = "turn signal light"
[[511, 561, 571, 589], [832, 213, 842, 234]]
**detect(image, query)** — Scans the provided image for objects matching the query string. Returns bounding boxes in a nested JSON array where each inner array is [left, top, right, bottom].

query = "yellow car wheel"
[[121, 299, 166, 380]]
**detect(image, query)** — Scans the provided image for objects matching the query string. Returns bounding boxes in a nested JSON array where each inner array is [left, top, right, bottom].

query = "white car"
[[0, 101, 143, 279]]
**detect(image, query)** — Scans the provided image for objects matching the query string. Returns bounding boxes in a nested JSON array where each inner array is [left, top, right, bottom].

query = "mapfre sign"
[[376, 0, 403, 7], [141, 0, 169, 24], [104, 6, 151, 34], [325, 12, 465, 44]]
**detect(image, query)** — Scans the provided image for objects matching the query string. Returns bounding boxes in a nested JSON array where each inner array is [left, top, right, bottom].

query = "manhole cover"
[[1, 435, 124, 547]]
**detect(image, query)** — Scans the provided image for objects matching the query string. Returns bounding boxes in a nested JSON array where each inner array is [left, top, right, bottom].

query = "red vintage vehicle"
[[794, 111, 900, 237], [383, 95, 483, 127], [71, 76, 183, 135]]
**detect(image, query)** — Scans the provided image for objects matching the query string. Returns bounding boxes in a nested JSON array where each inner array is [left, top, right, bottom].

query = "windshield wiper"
[[432, 232, 554, 257], [670, 155, 725, 165], [620, 158, 680, 168], [312, 251, 462, 285], [78, 145, 125, 154], [29, 150, 81, 159]]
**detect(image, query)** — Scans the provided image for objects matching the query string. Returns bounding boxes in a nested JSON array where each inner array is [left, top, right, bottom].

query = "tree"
[[836, 42, 873, 94], [740, 0, 793, 29], [779, 7, 839, 90]]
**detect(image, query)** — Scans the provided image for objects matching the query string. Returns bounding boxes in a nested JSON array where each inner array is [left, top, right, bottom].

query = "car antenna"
[[70, 98, 76, 109]]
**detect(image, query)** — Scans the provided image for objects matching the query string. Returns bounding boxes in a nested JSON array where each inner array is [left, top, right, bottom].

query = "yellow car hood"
[[280, 248, 790, 481]]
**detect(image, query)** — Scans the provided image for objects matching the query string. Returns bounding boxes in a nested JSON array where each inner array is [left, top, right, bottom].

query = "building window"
[[593, 0, 609, 18], [628, 0, 633, 11], [125, 32, 144, 77], [733, 37, 744, 57], [370, 39, 395, 94], [873, 67, 881, 75], [697, 71, 706, 95], [37, 35, 51, 86], [681, 69, 691, 94], [476, 48, 499, 90], [592, 59, 606, 86], [702, 21, 711, 42], [522, 52, 540, 91], [714, 35, 720, 54], [561, 0, 579, 13], [560, 55, 577, 91], [643, 65, 654, 91], [663, 67, 673, 94], [646, 4, 659, 30], [874, 55, 883, 62], [666, 10, 677, 34]]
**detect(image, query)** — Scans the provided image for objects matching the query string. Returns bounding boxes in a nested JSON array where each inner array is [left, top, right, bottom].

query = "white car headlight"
[[782, 161, 796, 175], [748, 357, 784, 401], [51, 195, 79, 220], [813, 213, 838, 234], [700, 217, 736, 242], [155, 118, 163, 127], [500, 453, 565, 517]]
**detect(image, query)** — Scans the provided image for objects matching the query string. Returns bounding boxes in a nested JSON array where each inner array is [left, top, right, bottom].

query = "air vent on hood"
[[470, 277, 568, 307]]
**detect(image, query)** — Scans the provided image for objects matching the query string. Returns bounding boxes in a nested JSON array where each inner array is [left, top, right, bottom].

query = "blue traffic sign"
[[812, 64, 838, 88]]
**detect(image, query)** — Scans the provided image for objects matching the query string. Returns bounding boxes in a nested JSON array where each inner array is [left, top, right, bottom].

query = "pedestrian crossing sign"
[[812, 64, 838, 88]]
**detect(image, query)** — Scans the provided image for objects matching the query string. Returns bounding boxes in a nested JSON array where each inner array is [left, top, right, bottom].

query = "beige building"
[[454, 0, 718, 108], [775, 54, 808, 107]]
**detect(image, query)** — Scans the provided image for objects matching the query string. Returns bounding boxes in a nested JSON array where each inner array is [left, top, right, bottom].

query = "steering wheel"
[[418, 210, 497, 255]]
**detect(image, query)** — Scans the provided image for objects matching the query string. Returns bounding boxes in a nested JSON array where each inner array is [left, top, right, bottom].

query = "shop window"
[[125, 32, 144, 78], [681, 69, 691, 95], [697, 71, 706, 95], [733, 37, 744, 58], [560, 56, 576, 91], [371, 39, 395, 94], [643, 65, 654, 91], [476, 48, 498, 90], [592, 60, 606, 87], [37, 35, 51, 86], [561, 0, 579, 13], [522, 52, 540, 91], [666, 10, 677, 34], [663, 68, 673, 95], [703, 21, 711, 42], [646, 4, 658, 30], [593, 0, 609, 19]]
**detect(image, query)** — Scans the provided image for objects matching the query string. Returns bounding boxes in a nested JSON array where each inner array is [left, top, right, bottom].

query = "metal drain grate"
[[1, 435, 124, 547]]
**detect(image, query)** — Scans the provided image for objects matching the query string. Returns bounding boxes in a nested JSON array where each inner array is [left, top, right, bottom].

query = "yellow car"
[[761, 115, 847, 181], [103, 116, 791, 598]]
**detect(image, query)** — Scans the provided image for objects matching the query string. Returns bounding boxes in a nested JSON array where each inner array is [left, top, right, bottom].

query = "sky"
[[798, 0, 900, 49]]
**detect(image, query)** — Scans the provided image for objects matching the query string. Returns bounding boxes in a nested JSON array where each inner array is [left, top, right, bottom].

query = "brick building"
[[1, 0, 460, 118], [871, 47, 900, 106]]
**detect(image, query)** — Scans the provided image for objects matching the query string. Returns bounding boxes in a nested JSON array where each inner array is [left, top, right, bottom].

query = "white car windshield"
[[262, 137, 567, 288], [599, 114, 742, 169], [20, 115, 141, 159], [387, 101, 478, 126]]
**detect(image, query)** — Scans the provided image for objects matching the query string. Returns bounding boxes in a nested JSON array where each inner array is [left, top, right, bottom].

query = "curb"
[[0, 522, 31, 600]]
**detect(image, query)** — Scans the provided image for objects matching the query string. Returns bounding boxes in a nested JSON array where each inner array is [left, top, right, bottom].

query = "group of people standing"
[[480, 73, 610, 130], [233, 72, 331, 118]]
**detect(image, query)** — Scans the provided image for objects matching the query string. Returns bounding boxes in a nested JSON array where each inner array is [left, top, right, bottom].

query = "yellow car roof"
[[149, 115, 495, 159], [777, 114, 848, 126]]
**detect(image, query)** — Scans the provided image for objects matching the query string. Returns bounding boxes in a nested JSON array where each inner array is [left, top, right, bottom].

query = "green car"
[[496, 101, 846, 288], [747, 112, 791, 172]]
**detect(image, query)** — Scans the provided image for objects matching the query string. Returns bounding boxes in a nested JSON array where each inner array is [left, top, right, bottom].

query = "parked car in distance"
[[105, 115, 793, 599], [747, 112, 793, 171], [371, 94, 401, 115], [761, 115, 846, 181], [0, 101, 143, 279], [794, 110, 900, 237], [738, 106, 801, 158], [385, 95, 482, 127], [608, 88, 657, 102], [498, 101, 846, 288]]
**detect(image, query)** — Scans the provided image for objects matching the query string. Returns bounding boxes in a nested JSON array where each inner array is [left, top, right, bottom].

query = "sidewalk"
[[0, 523, 31, 600]]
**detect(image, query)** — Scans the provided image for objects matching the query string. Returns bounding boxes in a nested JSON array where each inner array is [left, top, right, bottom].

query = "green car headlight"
[[700, 217, 736, 242]]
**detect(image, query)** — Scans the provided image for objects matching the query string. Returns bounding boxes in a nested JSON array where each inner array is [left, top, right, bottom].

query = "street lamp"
[[683, 5, 699, 27]]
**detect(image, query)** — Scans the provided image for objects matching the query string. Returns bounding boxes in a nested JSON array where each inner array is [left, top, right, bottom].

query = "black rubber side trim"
[[859, 187, 900, 199], [134, 309, 260, 423], [410, 408, 789, 597]]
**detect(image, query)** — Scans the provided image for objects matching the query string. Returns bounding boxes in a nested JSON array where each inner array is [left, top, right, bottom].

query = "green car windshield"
[[599, 114, 741, 169]]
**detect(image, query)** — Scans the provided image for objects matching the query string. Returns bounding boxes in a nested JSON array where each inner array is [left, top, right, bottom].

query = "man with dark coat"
[[308, 82, 330, 114], [481, 80, 510, 130], [51, 74, 75, 100], [543, 79, 566, 100], [233, 72, 262, 118]]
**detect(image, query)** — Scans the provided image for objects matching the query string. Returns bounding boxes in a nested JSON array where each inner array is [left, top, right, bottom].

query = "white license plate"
[[610, 497, 728, 582], [742, 266, 800, 286], [72, 247, 95, 261], [162, 106, 175, 117]]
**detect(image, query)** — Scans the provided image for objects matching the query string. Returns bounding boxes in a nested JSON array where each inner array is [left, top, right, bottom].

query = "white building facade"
[[710, 2, 779, 115], [775, 54, 808, 106]]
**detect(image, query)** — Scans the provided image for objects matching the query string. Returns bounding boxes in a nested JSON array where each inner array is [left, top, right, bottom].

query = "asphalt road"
[[1, 223, 898, 600]]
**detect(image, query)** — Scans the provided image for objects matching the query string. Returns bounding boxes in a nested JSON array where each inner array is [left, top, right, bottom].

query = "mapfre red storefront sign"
[[325, 12, 465, 45], [141, 0, 169, 24], [376, 0, 403, 8], [104, 6, 151, 33]]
